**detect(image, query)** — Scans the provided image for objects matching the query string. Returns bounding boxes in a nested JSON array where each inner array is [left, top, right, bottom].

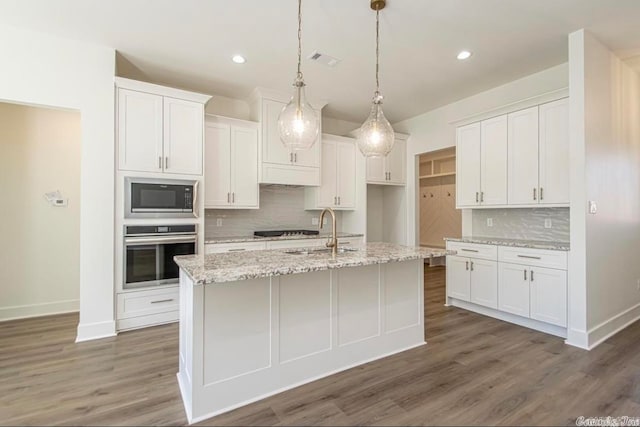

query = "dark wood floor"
[[3, 266, 640, 426]]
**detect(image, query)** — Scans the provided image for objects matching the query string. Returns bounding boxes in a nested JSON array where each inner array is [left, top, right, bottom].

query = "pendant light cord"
[[297, 0, 303, 80], [375, 8, 380, 95]]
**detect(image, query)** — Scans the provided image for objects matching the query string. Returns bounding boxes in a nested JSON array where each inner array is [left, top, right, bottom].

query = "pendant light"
[[358, 0, 395, 157], [277, 0, 319, 150]]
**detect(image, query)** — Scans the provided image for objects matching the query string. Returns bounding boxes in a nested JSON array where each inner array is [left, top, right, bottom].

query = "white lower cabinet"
[[446, 255, 497, 308], [116, 287, 179, 331], [530, 266, 567, 327], [469, 259, 498, 309], [447, 241, 568, 336], [498, 262, 531, 317], [446, 256, 471, 301]]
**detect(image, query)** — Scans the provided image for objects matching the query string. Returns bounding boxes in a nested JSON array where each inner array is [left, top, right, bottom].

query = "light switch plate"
[[487, 218, 493, 227], [589, 201, 598, 214], [216, 218, 223, 227], [544, 219, 552, 229]]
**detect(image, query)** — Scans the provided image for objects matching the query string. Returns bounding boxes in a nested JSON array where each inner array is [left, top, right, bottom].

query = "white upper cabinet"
[[204, 117, 259, 209], [508, 106, 539, 204], [117, 89, 164, 173], [480, 115, 508, 205], [456, 123, 481, 207], [366, 135, 407, 185], [163, 97, 204, 175], [456, 96, 569, 208], [306, 135, 357, 210], [116, 78, 210, 176], [250, 90, 325, 186], [456, 117, 507, 208], [538, 98, 569, 204]]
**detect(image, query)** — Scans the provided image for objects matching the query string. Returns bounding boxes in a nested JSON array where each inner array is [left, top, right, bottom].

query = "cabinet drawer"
[[338, 237, 364, 248], [117, 287, 179, 320], [498, 246, 567, 270], [205, 241, 267, 254], [446, 242, 497, 260], [266, 239, 325, 250]]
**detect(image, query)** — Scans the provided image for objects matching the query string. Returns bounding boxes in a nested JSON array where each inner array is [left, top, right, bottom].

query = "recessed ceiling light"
[[232, 55, 246, 64], [457, 50, 472, 60]]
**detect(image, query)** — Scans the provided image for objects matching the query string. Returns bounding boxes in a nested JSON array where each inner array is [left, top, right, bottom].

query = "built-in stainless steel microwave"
[[125, 177, 198, 219]]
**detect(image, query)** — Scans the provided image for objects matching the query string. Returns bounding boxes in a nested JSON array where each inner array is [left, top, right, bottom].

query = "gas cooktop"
[[254, 230, 320, 238]]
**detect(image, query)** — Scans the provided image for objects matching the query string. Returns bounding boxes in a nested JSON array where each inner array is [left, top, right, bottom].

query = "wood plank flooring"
[[3, 266, 640, 426]]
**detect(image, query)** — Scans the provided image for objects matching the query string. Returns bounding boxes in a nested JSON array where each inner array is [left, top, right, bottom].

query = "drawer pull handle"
[[531, 270, 535, 281], [470, 261, 474, 271], [461, 249, 479, 253], [465, 261, 469, 271], [524, 269, 527, 281], [227, 248, 246, 252], [151, 299, 174, 304], [517, 255, 541, 260]]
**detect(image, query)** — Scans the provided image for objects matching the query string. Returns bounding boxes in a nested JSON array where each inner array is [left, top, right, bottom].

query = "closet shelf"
[[419, 172, 456, 179]]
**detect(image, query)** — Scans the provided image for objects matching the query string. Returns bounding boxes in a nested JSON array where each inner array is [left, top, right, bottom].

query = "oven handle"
[[125, 235, 198, 245]]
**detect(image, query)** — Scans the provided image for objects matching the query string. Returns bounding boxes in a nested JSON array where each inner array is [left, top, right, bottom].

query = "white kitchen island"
[[174, 242, 447, 424]]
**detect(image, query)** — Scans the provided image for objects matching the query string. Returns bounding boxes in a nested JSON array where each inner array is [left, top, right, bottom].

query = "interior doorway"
[[0, 101, 81, 321], [418, 147, 461, 250]]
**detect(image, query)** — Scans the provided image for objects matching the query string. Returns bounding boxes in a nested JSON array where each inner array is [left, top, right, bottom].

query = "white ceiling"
[[1, 0, 640, 123]]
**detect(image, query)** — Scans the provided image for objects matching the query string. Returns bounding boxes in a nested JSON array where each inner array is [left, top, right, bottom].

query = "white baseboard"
[[587, 302, 640, 350], [0, 299, 79, 322], [76, 319, 116, 342], [565, 328, 589, 349]]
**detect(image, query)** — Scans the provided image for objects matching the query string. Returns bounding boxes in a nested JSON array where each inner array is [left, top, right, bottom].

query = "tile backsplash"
[[471, 208, 569, 242], [205, 185, 339, 238]]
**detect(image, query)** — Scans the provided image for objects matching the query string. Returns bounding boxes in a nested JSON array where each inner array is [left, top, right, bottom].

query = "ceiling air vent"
[[308, 51, 341, 67]]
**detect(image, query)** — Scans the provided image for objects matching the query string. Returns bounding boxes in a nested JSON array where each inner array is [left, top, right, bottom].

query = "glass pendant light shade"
[[277, 0, 319, 151], [358, 93, 395, 157], [278, 77, 319, 150]]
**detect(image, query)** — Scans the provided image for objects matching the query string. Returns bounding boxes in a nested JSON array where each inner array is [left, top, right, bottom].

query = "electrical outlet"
[[637, 279, 640, 291], [312, 217, 319, 226], [487, 218, 493, 227], [544, 219, 552, 229], [216, 218, 223, 227], [589, 201, 598, 214]]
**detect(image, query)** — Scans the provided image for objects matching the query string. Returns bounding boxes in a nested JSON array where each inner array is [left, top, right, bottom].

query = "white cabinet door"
[[367, 156, 386, 183], [117, 89, 163, 173], [539, 99, 569, 205], [470, 259, 498, 309], [480, 115, 508, 205], [336, 141, 356, 208], [507, 106, 539, 205], [294, 112, 321, 167], [163, 97, 203, 175], [231, 126, 259, 208], [446, 256, 471, 301], [498, 262, 530, 317], [262, 99, 291, 165], [204, 123, 231, 207], [456, 123, 481, 207], [530, 267, 567, 327], [386, 139, 406, 185], [318, 140, 337, 208]]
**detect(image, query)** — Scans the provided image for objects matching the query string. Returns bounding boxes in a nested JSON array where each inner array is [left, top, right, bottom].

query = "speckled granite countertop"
[[445, 237, 570, 251], [175, 242, 449, 285], [204, 232, 364, 244]]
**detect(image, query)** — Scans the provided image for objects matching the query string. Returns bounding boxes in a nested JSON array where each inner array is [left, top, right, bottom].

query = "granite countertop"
[[445, 236, 570, 251], [204, 232, 364, 244], [175, 242, 450, 285]]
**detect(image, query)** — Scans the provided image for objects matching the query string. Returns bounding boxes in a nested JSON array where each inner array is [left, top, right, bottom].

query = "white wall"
[[0, 25, 116, 341], [393, 63, 569, 246], [0, 103, 81, 320], [569, 30, 640, 348]]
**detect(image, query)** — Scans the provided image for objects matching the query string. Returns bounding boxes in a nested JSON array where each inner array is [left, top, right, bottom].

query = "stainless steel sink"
[[283, 247, 359, 255]]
